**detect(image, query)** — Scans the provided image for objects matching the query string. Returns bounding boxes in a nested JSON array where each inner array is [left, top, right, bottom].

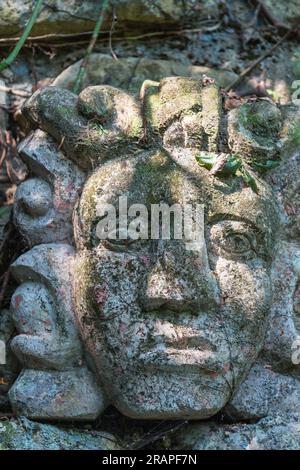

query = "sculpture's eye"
[[100, 225, 148, 252], [103, 237, 139, 252], [222, 232, 252, 255], [208, 220, 260, 261]]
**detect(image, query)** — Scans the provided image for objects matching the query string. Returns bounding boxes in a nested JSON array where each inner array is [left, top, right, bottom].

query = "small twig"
[[57, 135, 65, 150], [72, 0, 110, 94], [225, 28, 293, 91], [109, 5, 118, 61], [0, 30, 98, 44], [0, 144, 7, 170], [0, 412, 16, 420], [130, 420, 188, 450], [245, 3, 261, 28], [0, 270, 10, 309], [0, 0, 44, 72], [0, 25, 222, 49], [0, 85, 31, 97], [0, 131, 7, 171]]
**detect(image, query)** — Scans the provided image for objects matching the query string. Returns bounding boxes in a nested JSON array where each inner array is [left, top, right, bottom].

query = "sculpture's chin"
[[107, 370, 230, 420], [115, 395, 227, 421]]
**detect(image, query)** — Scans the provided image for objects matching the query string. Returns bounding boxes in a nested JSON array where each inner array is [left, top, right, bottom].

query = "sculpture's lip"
[[158, 333, 217, 351], [139, 347, 223, 375]]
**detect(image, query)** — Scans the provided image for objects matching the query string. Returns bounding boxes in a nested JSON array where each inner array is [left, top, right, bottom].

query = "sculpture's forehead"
[[80, 150, 279, 235]]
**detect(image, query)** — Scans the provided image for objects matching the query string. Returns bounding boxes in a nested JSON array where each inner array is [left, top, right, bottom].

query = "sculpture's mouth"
[[138, 331, 223, 375], [139, 347, 223, 375]]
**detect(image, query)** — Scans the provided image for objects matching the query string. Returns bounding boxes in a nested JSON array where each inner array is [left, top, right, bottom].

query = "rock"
[[227, 99, 283, 165], [53, 53, 238, 94], [8, 244, 106, 421], [0, 0, 220, 37], [16, 131, 85, 245], [173, 414, 300, 450], [0, 309, 19, 410], [0, 80, 12, 232], [0, 417, 121, 450], [263, 0, 300, 28], [226, 362, 300, 421], [9, 368, 106, 421], [262, 241, 300, 369]]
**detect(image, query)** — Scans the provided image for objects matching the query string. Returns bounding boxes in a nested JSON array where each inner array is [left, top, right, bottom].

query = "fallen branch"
[[109, 5, 118, 61], [0, 30, 98, 44], [0, 270, 10, 309], [0, 24, 222, 48], [225, 28, 293, 91], [0, 0, 44, 72], [0, 85, 31, 97], [0, 413, 16, 420]]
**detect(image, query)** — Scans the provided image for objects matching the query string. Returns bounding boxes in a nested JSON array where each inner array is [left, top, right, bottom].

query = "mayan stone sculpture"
[[6, 76, 300, 438]]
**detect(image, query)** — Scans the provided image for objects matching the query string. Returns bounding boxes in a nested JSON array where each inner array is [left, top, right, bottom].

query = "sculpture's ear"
[[22, 87, 84, 165], [263, 241, 300, 369], [78, 85, 143, 139], [8, 243, 108, 421], [22, 85, 143, 171], [262, 148, 300, 370], [16, 130, 85, 246], [266, 151, 300, 240]]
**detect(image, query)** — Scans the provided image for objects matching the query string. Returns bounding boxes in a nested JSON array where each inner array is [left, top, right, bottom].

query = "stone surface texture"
[[0, 417, 121, 450], [263, 0, 300, 27], [1, 1, 299, 37], [8, 243, 106, 421], [3, 53, 300, 448], [0, 309, 19, 410], [53, 53, 238, 95], [173, 413, 300, 450], [0, 0, 218, 36]]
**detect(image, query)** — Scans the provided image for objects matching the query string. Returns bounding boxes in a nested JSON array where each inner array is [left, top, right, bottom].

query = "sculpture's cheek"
[[214, 256, 271, 325], [210, 256, 271, 382], [77, 249, 150, 363]]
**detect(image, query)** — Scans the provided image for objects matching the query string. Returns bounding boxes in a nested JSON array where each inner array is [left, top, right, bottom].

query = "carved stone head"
[[8, 76, 300, 422]]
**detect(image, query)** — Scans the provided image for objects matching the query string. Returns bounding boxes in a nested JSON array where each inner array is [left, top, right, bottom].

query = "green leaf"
[[195, 152, 260, 193], [0, 206, 11, 219], [0, 0, 44, 72], [223, 154, 241, 174], [196, 152, 241, 175], [292, 120, 300, 146], [240, 167, 259, 193], [195, 152, 217, 169], [253, 160, 281, 173]]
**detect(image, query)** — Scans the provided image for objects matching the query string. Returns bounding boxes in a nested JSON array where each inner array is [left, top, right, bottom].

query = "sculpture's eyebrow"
[[207, 188, 280, 239], [207, 213, 266, 232], [207, 213, 272, 238]]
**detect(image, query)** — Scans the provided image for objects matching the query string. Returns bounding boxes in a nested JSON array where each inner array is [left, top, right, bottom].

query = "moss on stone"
[[227, 100, 282, 164], [201, 83, 221, 152], [0, 421, 17, 449]]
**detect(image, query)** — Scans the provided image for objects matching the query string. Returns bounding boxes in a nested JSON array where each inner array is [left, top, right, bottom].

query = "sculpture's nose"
[[141, 239, 220, 313]]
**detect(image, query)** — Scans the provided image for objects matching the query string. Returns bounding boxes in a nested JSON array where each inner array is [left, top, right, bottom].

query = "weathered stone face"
[[9, 74, 300, 427], [73, 144, 279, 419]]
